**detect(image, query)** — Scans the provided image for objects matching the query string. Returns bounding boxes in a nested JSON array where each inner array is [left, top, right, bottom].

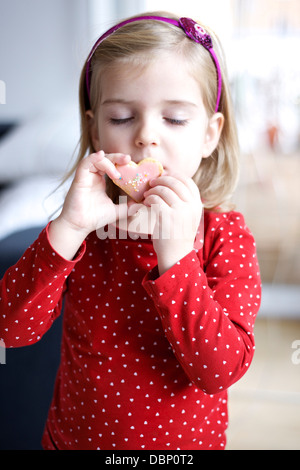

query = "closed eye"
[[109, 117, 188, 126], [110, 117, 134, 125], [165, 118, 188, 126]]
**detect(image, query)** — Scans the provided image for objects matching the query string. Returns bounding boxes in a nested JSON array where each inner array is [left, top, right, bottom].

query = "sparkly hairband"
[[85, 16, 222, 112]]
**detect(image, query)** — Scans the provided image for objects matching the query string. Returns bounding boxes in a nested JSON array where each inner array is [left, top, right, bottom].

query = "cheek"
[[98, 124, 125, 153], [187, 138, 206, 176], [171, 155, 201, 179], [188, 158, 203, 179], [174, 141, 203, 177]]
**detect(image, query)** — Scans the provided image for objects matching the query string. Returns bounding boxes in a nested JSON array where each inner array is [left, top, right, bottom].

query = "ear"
[[86, 110, 101, 152], [202, 112, 224, 158]]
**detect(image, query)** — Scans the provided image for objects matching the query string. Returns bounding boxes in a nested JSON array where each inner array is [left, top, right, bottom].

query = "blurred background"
[[0, 0, 299, 450]]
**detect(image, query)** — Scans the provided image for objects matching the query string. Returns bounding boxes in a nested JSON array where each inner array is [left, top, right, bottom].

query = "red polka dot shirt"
[[0, 210, 261, 450]]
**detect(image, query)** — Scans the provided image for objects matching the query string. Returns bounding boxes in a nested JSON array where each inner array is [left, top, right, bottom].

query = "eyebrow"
[[101, 98, 198, 108], [101, 99, 135, 106], [164, 100, 198, 109]]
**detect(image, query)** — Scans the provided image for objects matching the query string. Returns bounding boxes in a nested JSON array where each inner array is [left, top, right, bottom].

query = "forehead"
[[98, 50, 204, 105]]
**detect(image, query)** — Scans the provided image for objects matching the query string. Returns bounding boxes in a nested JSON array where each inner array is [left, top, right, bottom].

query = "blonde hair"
[[66, 11, 239, 212]]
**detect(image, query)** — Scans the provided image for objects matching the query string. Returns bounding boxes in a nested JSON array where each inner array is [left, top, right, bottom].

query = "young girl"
[[0, 12, 261, 450]]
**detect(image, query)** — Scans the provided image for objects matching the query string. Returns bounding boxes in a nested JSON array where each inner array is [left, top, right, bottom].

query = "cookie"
[[112, 158, 163, 202]]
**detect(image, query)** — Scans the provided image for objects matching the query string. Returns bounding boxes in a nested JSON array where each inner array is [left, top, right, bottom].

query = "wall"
[[0, 0, 147, 123], [0, 0, 90, 122]]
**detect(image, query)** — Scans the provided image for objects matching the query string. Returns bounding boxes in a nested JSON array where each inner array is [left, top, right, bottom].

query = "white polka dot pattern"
[[0, 211, 261, 450]]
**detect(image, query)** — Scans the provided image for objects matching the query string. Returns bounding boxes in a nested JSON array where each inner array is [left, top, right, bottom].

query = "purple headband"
[[85, 16, 222, 112]]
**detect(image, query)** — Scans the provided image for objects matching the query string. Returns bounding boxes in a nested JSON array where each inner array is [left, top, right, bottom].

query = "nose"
[[134, 117, 159, 148]]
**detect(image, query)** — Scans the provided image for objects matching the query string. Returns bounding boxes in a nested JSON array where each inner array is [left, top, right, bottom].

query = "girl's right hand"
[[61, 150, 131, 235], [48, 151, 130, 260]]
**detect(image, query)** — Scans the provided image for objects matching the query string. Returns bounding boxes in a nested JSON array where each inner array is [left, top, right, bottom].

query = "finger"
[[144, 185, 178, 208], [95, 152, 131, 179], [148, 175, 193, 203], [81, 151, 122, 180], [108, 153, 131, 166], [174, 173, 201, 200], [157, 173, 201, 203]]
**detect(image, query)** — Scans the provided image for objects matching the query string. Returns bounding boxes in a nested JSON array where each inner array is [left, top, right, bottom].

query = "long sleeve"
[[0, 223, 86, 348], [143, 211, 261, 394]]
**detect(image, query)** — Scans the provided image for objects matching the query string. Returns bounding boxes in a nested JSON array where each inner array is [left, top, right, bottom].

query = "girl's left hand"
[[143, 174, 202, 275]]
